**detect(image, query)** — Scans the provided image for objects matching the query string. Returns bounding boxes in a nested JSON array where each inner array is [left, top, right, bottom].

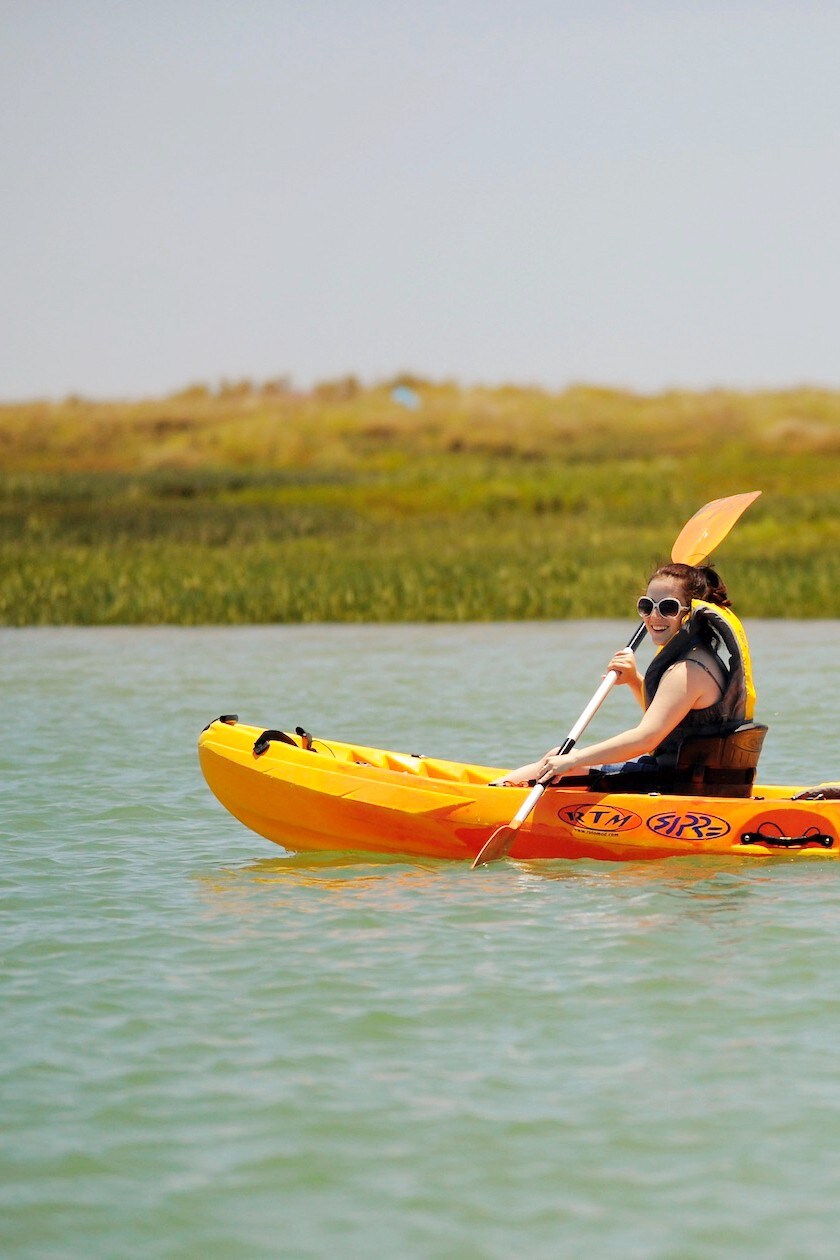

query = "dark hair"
[[648, 562, 732, 609]]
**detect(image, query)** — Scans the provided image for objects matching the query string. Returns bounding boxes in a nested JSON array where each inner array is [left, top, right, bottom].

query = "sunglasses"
[[636, 596, 688, 619]]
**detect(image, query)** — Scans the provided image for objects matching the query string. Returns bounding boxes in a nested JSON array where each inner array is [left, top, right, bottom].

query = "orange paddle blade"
[[472, 823, 517, 868], [671, 491, 761, 566]]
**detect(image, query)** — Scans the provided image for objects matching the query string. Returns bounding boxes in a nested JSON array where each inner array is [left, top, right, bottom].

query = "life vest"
[[643, 600, 757, 762]]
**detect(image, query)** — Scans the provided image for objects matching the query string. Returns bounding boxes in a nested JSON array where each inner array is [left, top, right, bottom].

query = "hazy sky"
[[2, 1, 839, 400]]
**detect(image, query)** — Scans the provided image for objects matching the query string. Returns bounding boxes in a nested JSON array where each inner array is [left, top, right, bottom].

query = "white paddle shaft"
[[509, 672, 616, 825], [565, 666, 621, 744], [510, 623, 648, 826]]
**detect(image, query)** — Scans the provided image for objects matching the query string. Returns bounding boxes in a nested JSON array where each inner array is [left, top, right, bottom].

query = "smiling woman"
[[496, 560, 756, 788]]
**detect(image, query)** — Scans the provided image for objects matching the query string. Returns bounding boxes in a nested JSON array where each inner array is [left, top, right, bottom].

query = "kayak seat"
[[670, 721, 768, 798], [579, 722, 769, 799]]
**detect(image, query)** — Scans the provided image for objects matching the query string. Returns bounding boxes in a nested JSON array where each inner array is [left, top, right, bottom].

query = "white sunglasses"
[[636, 596, 688, 619]]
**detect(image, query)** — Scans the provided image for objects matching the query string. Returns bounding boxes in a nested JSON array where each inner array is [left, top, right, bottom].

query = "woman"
[[497, 563, 755, 788]]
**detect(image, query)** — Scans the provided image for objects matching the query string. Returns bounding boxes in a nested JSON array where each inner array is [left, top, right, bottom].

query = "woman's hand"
[[606, 648, 640, 687], [495, 752, 580, 786], [536, 753, 578, 785]]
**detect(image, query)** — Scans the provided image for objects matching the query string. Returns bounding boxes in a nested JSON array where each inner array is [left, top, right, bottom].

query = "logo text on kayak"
[[558, 804, 642, 834], [646, 811, 731, 841]]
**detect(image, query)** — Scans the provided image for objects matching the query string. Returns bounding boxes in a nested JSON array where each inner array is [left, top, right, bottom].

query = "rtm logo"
[[558, 804, 643, 835], [646, 811, 731, 841]]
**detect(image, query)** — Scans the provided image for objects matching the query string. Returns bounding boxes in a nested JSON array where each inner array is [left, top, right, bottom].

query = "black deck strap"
[[295, 726, 314, 751], [253, 729, 298, 757], [202, 713, 239, 732], [741, 823, 834, 849], [583, 768, 662, 793]]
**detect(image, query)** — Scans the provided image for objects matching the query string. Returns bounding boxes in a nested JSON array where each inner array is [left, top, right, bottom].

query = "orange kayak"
[[198, 718, 840, 862]]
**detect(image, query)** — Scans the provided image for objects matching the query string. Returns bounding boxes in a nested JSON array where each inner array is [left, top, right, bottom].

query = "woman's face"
[[639, 576, 689, 648]]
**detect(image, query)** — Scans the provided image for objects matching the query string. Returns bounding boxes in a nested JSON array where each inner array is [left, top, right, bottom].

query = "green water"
[[3, 623, 840, 1259]]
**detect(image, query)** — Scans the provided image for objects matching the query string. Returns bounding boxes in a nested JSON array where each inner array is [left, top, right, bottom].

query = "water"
[[3, 622, 840, 1259]]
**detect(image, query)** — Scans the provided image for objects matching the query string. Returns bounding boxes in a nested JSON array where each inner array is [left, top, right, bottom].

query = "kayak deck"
[[198, 719, 840, 862]]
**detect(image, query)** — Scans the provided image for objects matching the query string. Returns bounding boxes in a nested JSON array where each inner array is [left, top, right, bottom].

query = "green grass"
[[2, 381, 840, 623]]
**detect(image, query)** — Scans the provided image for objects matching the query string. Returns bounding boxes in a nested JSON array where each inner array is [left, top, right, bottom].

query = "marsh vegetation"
[[2, 380, 839, 623]]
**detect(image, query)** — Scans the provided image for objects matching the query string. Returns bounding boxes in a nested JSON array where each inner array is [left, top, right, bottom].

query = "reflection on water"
[[195, 852, 453, 907]]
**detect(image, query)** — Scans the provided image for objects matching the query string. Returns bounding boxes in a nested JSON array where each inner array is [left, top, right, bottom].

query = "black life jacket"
[[643, 601, 756, 763]]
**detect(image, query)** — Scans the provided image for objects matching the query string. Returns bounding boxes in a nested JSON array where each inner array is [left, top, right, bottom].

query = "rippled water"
[[4, 623, 840, 1259]]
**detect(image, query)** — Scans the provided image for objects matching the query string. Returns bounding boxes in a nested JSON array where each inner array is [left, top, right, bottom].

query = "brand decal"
[[646, 811, 731, 841], [558, 803, 642, 835]]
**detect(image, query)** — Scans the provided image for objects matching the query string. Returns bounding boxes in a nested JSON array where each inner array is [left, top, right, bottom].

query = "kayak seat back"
[[670, 721, 769, 798]]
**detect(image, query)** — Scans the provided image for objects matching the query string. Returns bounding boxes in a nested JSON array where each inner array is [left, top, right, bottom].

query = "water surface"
[[3, 623, 840, 1259]]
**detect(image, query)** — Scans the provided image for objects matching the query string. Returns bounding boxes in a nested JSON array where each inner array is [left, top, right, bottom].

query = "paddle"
[[471, 491, 762, 868]]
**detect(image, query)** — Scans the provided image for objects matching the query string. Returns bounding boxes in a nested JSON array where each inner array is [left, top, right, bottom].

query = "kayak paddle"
[[471, 491, 761, 867]]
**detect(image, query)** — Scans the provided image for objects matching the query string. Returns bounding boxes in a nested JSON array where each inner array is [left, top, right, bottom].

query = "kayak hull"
[[198, 719, 840, 862]]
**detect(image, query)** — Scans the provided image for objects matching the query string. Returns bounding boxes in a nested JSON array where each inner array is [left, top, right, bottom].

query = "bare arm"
[[498, 660, 708, 786], [492, 647, 645, 786]]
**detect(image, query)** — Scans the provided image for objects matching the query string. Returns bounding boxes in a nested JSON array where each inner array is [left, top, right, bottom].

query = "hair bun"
[[698, 565, 731, 608], [647, 560, 733, 608]]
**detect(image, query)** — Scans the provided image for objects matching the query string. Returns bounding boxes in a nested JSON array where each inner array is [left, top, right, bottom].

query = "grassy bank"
[[2, 381, 840, 624]]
